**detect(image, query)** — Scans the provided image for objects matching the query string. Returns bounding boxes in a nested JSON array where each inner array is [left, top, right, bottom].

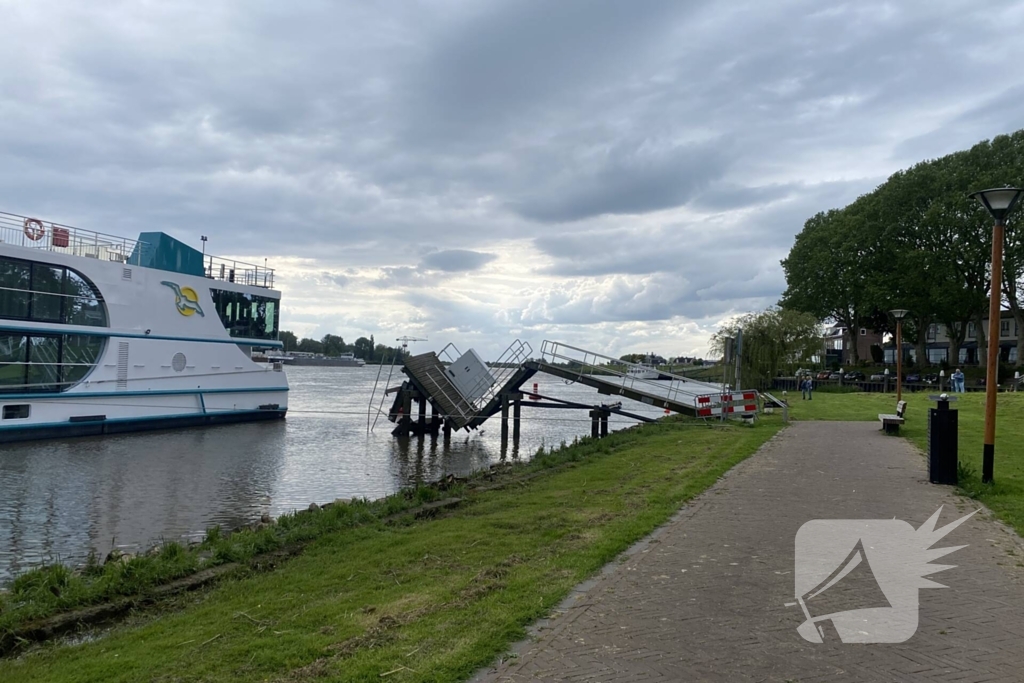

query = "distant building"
[[823, 324, 885, 365], [886, 311, 1020, 365]]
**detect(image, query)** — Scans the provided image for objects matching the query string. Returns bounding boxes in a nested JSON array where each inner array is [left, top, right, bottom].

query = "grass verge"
[[786, 391, 1024, 534], [0, 416, 781, 682], [0, 483, 462, 644]]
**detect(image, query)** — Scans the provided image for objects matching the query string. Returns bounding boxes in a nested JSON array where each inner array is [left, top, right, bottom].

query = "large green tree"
[[296, 337, 323, 354], [352, 336, 374, 360], [279, 330, 298, 352], [782, 129, 1024, 368], [781, 209, 870, 362], [320, 334, 347, 356]]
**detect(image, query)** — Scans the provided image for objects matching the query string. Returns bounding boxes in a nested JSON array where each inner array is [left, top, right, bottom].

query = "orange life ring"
[[23, 218, 45, 241]]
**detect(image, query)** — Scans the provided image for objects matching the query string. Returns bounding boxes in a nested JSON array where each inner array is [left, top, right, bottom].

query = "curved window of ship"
[[0, 333, 105, 393], [210, 289, 279, 340], [0, 256, 107, 327]]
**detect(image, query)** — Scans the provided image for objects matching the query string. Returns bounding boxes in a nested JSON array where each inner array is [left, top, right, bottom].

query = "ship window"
[[27, 335, 61, 392], [31, 264, 66, 322], [0, 259, 30, 318], [62, 335, 105, 386], [0, 333, 105, 393], [210, 289, 280, 341], [0, 256, 107, 327], [2, 405, 29, 419], [0, 334, 27, 388], [65, 270, 106, 326]]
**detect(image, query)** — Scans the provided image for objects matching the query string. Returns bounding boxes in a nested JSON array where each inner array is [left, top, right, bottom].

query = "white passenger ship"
[[0, 211, 288, 442]]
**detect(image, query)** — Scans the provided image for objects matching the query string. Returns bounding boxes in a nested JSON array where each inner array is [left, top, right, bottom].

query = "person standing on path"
[[952, 368, 965, 393]]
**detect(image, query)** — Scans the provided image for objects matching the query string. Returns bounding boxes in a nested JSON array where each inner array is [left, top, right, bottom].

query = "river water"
[[0, 365, 672, 583]]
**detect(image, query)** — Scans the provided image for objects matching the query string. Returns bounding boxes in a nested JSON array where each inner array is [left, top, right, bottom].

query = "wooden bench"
[[878, 400, 907, 434]]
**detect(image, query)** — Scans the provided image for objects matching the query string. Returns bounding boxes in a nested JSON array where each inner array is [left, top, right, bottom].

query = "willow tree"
[[710, 307, 822, 389]]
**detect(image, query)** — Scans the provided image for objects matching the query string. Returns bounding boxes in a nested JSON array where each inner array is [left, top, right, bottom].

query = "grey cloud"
[[508, 271, 782, 329], [690, 183, 798, 212], [510, 138, 732, 223], [404, 0, 694, 143], [370, 266, 436, 289], [892, 84, 1024, 163], [420, 250, 497, 272], [532, 178, 876, 282]]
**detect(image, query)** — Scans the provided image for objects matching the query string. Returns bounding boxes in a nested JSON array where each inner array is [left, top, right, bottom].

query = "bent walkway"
[[474, 421, 1024, 682]]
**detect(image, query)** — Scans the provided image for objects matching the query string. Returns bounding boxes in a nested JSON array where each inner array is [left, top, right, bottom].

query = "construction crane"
[[396, 336, 428, 353]]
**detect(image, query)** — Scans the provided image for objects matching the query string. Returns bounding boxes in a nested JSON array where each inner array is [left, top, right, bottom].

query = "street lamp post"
[[890, 309, 910, 402], [968, 187, 1024, 484]]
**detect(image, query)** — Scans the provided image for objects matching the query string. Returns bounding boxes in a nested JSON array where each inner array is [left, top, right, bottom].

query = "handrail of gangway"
[[538, 340, 725, 407]]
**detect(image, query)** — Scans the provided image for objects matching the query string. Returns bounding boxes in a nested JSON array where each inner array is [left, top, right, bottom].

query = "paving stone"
[[472, 422, 1024, 682]]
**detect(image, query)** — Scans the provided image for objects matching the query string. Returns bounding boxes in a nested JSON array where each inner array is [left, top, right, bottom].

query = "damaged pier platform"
[[383, 339, 756, 445]]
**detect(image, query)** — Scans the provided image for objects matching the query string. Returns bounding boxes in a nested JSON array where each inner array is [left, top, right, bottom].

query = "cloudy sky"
[[4, 0, 1024, 358]]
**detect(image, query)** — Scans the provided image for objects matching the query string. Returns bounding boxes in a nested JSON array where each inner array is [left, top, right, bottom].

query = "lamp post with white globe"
[[968, 187, 1024, 483]]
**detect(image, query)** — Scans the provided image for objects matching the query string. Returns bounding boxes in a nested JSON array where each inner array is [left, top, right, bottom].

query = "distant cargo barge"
[[264, 352, 366, 367]]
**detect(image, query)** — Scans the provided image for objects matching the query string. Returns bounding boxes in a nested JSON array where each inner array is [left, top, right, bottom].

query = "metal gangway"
[[527, 340, 742, 418]]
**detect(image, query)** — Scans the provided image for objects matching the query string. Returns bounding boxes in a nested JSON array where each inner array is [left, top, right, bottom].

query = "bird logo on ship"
[[161, 281, 205, 317]]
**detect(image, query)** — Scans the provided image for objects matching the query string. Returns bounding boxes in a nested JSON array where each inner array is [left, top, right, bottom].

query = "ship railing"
[[0, 211, 149, 266], [204, 254, 275, 289]]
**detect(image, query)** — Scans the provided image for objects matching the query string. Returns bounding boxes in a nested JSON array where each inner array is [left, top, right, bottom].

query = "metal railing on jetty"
[[437, 339, 533, 413], [530, 340, 725, 415], [391, 340, 536, 433]]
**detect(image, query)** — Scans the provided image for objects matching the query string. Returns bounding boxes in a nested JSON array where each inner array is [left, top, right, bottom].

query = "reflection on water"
[[0, 366, 668, 582]]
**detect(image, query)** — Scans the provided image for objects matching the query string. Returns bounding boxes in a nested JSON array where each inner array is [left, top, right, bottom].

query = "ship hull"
[[0, 405, 285, 443]]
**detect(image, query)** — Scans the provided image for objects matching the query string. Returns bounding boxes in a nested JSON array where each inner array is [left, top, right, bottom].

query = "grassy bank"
[[0, 484, 461, 642], [786, 391, 1024, 533], [0, 417, 782, 682]]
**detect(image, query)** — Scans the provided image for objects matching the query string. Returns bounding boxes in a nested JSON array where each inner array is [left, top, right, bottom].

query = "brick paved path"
[[473, 422, 1024, 682]]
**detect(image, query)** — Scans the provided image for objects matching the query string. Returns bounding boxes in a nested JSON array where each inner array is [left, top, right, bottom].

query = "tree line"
[[781, 129, 1024, 368], [278, 331, 408, 363]]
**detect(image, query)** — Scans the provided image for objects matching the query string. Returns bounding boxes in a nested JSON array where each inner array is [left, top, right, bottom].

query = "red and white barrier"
[[696, 391, 758, 417]]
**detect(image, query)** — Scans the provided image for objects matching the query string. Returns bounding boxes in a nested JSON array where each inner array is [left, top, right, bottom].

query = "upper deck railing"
[[0, 211, 275, 289], [203, 255, 275, 289], [0, 211, 150, 266]]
